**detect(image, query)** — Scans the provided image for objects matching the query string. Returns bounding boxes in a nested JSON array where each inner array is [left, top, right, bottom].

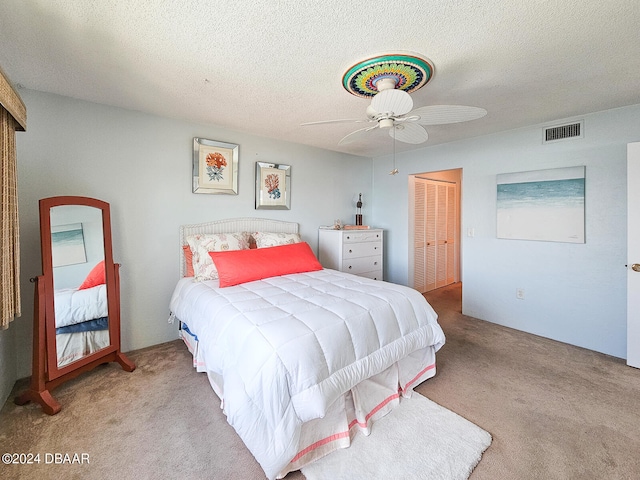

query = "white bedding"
[[54, 284, 108, 328], [169, 268, 445, 479], [56, 329, 110, 367]]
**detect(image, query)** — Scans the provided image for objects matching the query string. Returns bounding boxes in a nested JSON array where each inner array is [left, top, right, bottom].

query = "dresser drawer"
[[342, 241, 381, 259], [342, 231, 382, 243], [342, 255, 382, 275], [358, 269, 383, 281]]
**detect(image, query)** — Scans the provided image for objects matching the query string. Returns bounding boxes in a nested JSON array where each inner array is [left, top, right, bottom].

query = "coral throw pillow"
[[209, 242, 323, 287], [182, 245, 195, 277], [78, 260, 106, 290]]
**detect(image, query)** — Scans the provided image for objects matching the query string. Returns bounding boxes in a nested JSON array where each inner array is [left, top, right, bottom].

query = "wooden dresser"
[[318, 228, 383, 280]]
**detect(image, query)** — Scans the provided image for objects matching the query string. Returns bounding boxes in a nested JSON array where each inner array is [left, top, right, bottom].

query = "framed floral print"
[[255, 162, 291, 210], [193, 137, 239, 194]]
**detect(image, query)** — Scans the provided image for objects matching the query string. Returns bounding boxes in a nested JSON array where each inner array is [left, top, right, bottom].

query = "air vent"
[[543, 121, 583, 143]]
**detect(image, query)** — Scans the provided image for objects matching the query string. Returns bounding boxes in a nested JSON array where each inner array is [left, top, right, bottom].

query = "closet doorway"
[[409, 169, 461, 294]]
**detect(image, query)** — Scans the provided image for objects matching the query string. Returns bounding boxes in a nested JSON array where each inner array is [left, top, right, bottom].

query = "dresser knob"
[[374, 261, 378, 265], [348, 265, 352, 269], [349, 249, 352, 253]]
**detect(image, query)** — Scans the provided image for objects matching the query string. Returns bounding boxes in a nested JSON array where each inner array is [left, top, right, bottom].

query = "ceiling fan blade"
[[371, 89, 414, 116], [301, 118, 370, 126], [409, 105, 487, 126], [338, 124, 380, 145], [389, 122, 429, 144]]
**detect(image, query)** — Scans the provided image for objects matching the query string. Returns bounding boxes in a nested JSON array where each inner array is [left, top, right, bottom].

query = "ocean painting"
[[497, 166, 585, 243], [51, 223, 88, 267]]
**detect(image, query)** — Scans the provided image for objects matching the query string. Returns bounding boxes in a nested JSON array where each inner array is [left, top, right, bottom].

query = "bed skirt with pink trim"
[[278, 345, 437, 477], [179, 326, 437, 478]]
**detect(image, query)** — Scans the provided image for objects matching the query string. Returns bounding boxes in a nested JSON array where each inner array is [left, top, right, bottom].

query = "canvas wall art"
[[51, 223, 88, 267], [496, 166, 585, 243]]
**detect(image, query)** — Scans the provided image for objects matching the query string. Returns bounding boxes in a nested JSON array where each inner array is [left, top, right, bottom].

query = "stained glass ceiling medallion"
[[342, 53, 434, 98]]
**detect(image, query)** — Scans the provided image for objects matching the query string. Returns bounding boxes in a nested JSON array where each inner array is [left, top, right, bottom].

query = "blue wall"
[[4, 90, 638, 407], [372, 104, 640, 358], [11, 89, 372, 380]]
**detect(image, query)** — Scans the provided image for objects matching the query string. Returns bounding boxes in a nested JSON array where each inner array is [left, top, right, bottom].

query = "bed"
[[169, 218, 446, 479], [54, 264, 110, 367]]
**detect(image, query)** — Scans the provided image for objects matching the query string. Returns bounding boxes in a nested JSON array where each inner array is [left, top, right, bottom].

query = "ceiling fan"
[[302, 53, 487, 146]]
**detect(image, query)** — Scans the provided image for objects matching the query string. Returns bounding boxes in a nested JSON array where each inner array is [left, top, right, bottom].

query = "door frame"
[[627, 142, 640, 368], [408, 168, 462, 291]]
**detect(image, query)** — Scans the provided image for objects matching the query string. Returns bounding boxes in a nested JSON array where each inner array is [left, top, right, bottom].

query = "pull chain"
[[389, 125, 399, 175]]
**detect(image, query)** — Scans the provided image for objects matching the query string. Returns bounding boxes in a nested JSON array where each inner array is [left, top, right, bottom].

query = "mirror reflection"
[[50, 205, 110, 367]]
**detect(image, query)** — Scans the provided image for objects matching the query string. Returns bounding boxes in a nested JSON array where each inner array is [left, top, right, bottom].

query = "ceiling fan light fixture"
[[379, 118, 394, 129], [303, 53, 488, 151], [374, 77, 398, 92]]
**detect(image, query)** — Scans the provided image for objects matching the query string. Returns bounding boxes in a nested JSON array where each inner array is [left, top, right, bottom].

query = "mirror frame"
[[41, 196, 118, 379], [15, 196, 135, 414]]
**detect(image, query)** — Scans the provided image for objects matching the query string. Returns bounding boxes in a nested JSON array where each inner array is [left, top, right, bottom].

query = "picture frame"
[[255, 162, 291, 210], [51, 223, 87, 267], [193, 137, 239, 195], [496, 166, 585, 243]]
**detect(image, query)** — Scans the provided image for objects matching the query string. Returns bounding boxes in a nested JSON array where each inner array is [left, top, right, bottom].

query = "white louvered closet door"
[[413, 180, 427, 292], [414, 178, 457, 293], [445, 183, 457, 285], [425, 181, 437, 291]]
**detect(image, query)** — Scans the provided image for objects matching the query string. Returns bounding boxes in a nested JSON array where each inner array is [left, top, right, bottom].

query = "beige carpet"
[[1, 282, 640, 479], [420, 283, 640, 480], [301, 392, 491, 480]]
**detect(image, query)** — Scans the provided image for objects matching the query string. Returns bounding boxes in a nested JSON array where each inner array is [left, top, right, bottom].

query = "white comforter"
[[169, 269, 445, 479], [54, 284, 108, 328]]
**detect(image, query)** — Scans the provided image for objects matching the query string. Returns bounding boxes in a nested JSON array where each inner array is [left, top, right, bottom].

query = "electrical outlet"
[[516, 288, 525, 300]]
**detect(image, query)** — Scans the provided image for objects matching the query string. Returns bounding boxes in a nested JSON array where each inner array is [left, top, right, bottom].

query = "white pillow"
[[186, 232, 250, 281], [253, 231, 301, 248]]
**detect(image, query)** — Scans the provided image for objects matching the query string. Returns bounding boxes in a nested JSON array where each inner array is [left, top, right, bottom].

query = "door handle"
[[632, 264, 640, 272]]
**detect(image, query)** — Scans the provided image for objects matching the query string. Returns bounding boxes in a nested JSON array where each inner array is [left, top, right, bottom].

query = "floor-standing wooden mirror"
[[15, 196, 135, 414]]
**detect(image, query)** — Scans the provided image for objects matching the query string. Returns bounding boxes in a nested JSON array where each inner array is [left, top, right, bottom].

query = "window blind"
[[0, 66, 26, 329]]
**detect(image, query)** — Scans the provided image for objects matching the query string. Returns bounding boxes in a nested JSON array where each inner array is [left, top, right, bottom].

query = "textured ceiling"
[[1, 0, 639, 157]]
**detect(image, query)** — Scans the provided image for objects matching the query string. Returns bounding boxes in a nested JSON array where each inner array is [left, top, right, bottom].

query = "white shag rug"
[[301, 393, 492, 480]]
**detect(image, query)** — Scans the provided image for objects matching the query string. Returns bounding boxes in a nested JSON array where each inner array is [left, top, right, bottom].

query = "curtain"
[[0, 66, 26, 330]]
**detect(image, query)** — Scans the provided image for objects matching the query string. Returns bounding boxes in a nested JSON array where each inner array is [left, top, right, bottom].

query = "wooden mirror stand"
[[15, 196, 135, 415]]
